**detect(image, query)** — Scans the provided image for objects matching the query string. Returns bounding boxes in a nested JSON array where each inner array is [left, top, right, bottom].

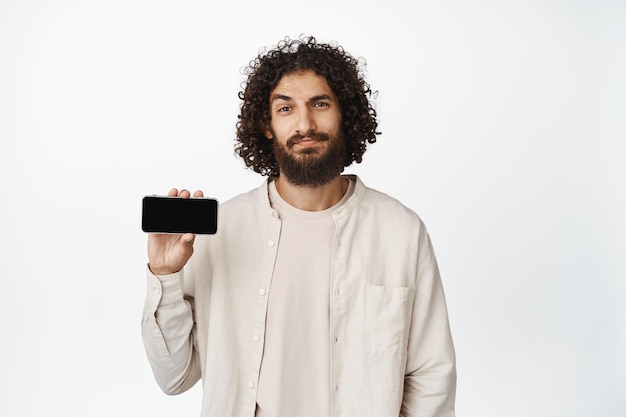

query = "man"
[[142, 36, 456, 417]]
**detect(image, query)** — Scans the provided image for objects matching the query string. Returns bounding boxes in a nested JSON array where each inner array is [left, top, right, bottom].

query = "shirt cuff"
[[146, 265, 185, 306]]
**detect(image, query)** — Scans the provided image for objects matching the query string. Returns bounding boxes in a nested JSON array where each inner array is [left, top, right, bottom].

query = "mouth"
[[288, 132, 329, 148], [293, 137, 320, 147]]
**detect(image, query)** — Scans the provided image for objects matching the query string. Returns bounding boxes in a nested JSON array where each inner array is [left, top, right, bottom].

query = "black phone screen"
[[142, 196, 218, 234]]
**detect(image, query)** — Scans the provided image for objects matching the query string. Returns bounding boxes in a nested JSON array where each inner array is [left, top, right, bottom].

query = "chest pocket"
[[366, 284, 415, 355]]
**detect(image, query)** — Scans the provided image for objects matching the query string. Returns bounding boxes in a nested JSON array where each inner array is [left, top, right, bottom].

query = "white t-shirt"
[[255, 179, 355, 417]]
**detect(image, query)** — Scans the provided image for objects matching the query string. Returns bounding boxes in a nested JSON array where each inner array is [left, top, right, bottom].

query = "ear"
[[263, 123, 273, 139]]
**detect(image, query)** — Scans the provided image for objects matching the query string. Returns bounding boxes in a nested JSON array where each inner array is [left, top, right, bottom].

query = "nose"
[[295, 107, 316, 135]]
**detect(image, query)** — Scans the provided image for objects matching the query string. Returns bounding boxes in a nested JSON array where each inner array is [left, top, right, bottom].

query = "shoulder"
[[352, 176, 425, 228], [196, 180, 274, 251], [219, 180, 271, 216]]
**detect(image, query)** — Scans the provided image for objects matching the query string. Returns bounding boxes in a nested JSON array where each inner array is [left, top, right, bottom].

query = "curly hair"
[[235, 35, 380, 179]]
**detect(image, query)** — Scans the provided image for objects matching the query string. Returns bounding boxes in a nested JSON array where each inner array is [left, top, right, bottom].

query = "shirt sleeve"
[[401, 229, 457, 417], [141, 266, 201, 394]]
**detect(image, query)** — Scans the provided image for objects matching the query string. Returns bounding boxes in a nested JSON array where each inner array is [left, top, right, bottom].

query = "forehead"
[[271, 69, 336, 98]]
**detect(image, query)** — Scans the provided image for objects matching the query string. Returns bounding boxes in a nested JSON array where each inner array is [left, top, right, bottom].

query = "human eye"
[[275, 105, 291, 113], [313, 101, 329, 108]]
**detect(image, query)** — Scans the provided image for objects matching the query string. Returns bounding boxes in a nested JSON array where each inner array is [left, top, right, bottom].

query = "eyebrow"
[[309, 94, 332, 102], [271, 94, 291, 103], [271, 94, 333, 104]]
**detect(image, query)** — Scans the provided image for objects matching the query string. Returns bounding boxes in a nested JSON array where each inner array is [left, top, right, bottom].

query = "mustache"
[[286, 131, 330, 148]]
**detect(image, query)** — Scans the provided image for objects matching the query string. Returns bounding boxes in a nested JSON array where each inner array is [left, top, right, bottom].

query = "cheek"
[[326, 113, 342, 133], [270, 118, 288, 132]]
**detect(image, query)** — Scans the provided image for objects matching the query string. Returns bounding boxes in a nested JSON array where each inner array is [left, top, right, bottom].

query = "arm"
[[141, 188, 203, 394], [401, 230, 456, 417], [141, 269, 201, 394]]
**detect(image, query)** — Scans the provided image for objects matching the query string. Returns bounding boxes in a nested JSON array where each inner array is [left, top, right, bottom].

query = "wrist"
[[148, 264, 180, 276]]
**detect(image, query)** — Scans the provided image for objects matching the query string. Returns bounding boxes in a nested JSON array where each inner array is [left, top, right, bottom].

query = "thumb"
[[176, 233, 196, 265], [181, 233, 196, 245]]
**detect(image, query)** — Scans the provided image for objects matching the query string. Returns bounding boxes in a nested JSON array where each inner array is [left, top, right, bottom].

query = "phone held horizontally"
[[142, 196, 218, 235]]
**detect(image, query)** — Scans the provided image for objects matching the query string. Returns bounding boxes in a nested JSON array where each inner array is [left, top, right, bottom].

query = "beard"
[[273, 130, 346, 188]]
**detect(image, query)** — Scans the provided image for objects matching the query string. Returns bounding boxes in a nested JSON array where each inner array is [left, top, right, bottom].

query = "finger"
[[167, 188, 178, 197], [181, 233, 196, 244], [179, 189, 191, 199], [193, 190, 204, 198]]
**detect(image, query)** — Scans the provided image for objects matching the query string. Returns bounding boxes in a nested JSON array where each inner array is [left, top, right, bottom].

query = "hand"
[[147, 188, 204, 276]]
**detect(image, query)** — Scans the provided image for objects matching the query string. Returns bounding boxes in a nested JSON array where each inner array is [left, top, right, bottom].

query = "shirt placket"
[[245, 213, 281, 416]]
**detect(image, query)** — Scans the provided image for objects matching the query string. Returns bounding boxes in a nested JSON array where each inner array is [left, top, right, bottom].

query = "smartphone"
[[142, 196, 218, 234]]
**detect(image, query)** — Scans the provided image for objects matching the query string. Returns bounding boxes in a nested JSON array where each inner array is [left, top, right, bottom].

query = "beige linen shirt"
[[142, 175, 456, 417]]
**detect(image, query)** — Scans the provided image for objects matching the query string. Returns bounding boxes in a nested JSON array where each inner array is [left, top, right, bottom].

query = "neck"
[[274, 175, 348, 211]]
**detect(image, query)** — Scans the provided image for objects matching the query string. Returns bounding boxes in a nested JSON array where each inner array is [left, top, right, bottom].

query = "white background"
[[1, 0, 624, 416]]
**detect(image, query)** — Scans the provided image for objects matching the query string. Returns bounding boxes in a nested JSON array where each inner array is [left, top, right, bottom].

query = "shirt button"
[[259, 289, 266, 296], [267, 240, 275, 247], [248, 382, 255, 389], [253, 335, 260, 342]]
